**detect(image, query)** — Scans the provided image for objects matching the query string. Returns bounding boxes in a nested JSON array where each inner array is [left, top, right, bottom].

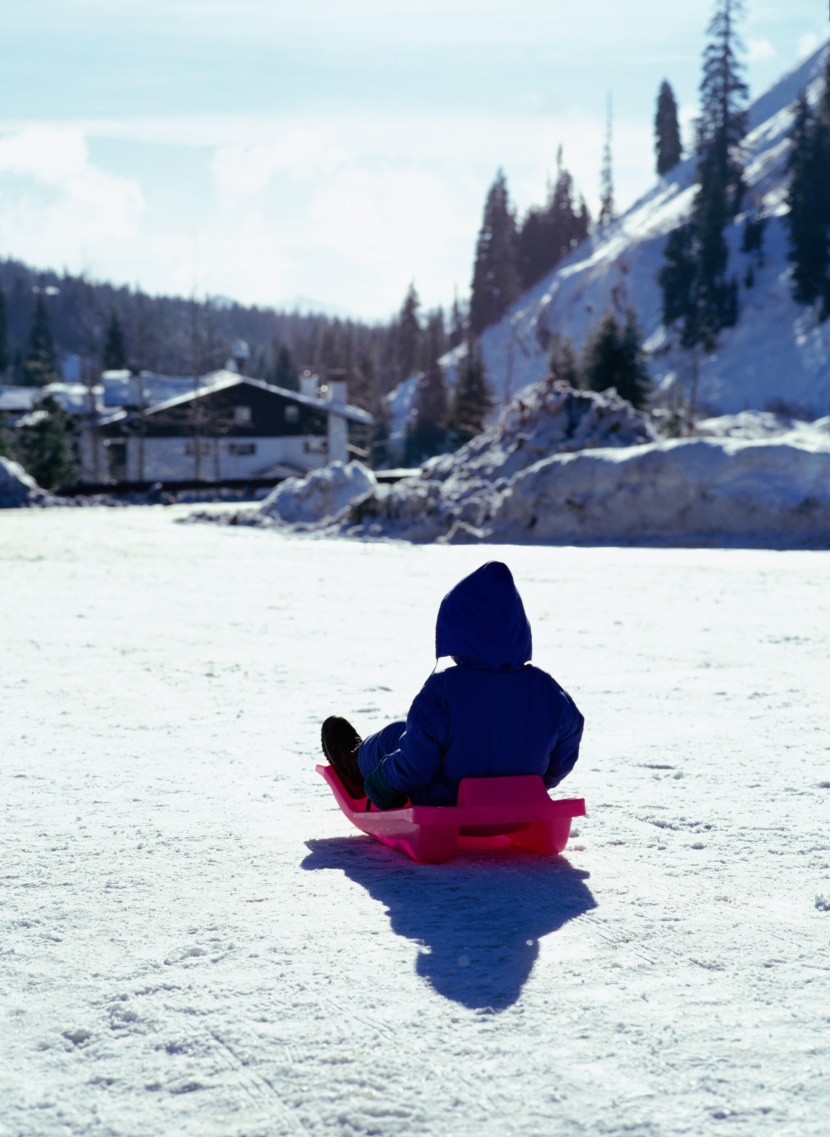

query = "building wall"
[[117, 434, 331, 482]]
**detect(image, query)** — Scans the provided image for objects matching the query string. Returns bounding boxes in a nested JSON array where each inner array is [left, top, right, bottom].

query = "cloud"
[[798, 32, 819, 59], [747, 38, 777, 64], [0, 126, 144, 261]]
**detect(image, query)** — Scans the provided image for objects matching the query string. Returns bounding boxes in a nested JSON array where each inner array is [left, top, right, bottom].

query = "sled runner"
[[317, 763, 586, 863]]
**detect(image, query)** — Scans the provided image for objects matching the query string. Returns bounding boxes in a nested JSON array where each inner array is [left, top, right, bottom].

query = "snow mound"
[[259, 460, 377, 524], [0, 456, 50, 508], [339, 383, 656, 542], [486, 435, 830, 546]]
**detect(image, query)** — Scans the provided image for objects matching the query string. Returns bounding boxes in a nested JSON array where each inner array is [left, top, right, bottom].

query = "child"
[[321, 561, 584, 810]]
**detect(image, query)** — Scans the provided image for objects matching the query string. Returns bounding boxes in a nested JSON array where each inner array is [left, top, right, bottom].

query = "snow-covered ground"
[[3, 506, 830, 1137]]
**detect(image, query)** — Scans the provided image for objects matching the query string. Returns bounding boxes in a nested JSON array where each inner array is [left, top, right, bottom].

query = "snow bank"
[[488, 435, 830, 545], [259, 460, 377, 524], [0, 456, 51, 508], [336, 391, 830, 546], [340, 384, 655, 542]]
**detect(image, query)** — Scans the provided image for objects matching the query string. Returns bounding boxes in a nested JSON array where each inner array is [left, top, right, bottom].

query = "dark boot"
[[320, 716, 364, 799]]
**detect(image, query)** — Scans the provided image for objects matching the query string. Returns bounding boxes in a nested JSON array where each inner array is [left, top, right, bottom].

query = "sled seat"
[[316, 763, 586, 864]]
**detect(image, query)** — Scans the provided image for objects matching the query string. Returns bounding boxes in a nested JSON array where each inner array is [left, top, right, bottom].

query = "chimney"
[[299, 369, 319, 398], [324, 367, 348, 406]]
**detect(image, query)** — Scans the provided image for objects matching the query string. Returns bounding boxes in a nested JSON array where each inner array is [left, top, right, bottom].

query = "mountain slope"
[[448, 42, 830, 424]]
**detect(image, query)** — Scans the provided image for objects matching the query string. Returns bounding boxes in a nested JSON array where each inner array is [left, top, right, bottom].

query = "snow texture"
[[312, 387, 830, 547], [2, 506, 830, 1137], [259, 460, 377, 524], [0, 455, 51, 508]]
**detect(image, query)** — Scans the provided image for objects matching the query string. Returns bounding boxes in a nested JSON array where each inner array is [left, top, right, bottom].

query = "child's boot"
[[320, 716, 364, 798]]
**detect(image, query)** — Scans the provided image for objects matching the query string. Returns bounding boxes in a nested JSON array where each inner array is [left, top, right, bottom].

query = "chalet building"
[[83, 370, 371, 485]]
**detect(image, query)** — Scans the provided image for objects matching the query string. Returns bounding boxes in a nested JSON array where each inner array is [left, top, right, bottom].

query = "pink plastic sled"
[[317, 763, 586, 864]]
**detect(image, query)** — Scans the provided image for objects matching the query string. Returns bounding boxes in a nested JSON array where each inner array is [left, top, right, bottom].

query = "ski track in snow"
[[1, 506, 829, 1137]]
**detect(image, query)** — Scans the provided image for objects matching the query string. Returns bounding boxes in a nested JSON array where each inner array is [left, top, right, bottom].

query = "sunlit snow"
[[2, 506, 829, 1136]]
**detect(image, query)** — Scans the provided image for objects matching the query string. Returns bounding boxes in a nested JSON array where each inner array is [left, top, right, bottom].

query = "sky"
[[0, 1, 827, 322]]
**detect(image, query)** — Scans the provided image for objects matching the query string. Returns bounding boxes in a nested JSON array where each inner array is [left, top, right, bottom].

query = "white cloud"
[[798, 32, 819, 59], [0, 126, 144, 269], [747, 38, 777, 64]]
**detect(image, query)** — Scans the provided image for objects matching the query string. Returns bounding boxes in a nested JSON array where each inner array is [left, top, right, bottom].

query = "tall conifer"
[[655, 81, 683, 175], [786, 63, 830, 314], [24, 295, 59, 387], [395, 283, 422, 382], [598, 96, 616, 229], [0, 284, 8, 375], [102, 310, 128, 370], [450, 338, 492, 444], [470, 170, 520, 335]]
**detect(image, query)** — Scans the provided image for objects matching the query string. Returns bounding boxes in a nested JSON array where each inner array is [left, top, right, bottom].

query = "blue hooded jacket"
[[380, 562, 584, 806]]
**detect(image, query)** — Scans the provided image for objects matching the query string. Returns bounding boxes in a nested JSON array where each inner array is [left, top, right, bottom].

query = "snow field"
[[2, 507, 830, 1136]]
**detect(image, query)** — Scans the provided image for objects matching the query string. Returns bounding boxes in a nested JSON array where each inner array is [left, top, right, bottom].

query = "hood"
[[435, 561, 532, 671]]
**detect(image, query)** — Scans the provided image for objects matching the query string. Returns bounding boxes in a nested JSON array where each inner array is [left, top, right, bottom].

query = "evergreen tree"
[[696, 0, 748, 214], [617, 310, 652, 409], [547, 332, 580, 388], [395, 283, 422, 382], [272, 343, 300, 390], [448, 295, 467, 350], [786, 67, 830, 313], [658, 0, 747, 353], [658, 224, 697, 337], [655, 80, 683, 175], [470, 170, 520, 334], [518, 149, 590, 289], [598, 96, 615, 228], [0, 284, 9, 375], [406, 319, 449, 462], [449, 339, 492, 444], [581, 309, 650, 409], [419, 309, 447, 375], [0, 413, 13, 459], [102, 310, 128, 370], [18, 395, 77, 488], [24, 295, 59, 387]]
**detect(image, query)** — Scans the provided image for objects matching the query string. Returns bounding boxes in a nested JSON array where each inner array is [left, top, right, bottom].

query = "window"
[[234, 405, 252, 426], [229, 442, 256, 456], [284, 405, 299, 424]]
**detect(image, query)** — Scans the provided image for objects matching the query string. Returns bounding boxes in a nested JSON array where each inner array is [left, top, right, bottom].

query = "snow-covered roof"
[[0, 386, 40, 414], [100, 372, 372, 428]]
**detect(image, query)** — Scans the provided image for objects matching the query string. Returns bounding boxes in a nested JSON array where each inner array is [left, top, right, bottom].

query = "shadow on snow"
[[301, 837, 597, 1011]]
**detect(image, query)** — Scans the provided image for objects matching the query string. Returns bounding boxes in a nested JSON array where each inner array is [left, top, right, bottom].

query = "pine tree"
[[102, 310, 128, 370], [0, 284, 9, 375], [518, 149, 590, 290], [696, 0, 748, 214], [450, 339, 492, 445], [470, 170, 520, 335], [24, 295, 59, 387], [18, 395, 77, 488], [581, 310, 650, 409], [448, 296, 467, 350], [617, 311, 652, 409], [655, 80, 683, 175], [406, 319, 449, 462], [272, 343, 300, 390], [395, 283, 422, 382], [786, 66, 830, 313], [598, 96, 615, 229], [658, 0, 747, 353], [547, 332, 580, 388]]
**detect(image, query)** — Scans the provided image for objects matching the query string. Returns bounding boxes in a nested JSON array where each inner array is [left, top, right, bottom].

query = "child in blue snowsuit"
[[321, 561, 584, 810]]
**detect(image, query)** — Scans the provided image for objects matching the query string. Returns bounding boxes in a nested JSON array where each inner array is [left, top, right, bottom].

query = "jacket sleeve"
[[543, 687, 584, 788], [379, 676, 450, 794]]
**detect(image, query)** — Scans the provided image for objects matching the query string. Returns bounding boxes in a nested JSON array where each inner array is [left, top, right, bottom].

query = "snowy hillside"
[[390, 42, 830, 442]]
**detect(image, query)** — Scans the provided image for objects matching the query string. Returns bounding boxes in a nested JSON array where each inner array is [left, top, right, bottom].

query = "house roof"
[[0, 386, 40, 413], [99, 371, 372, 428]]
